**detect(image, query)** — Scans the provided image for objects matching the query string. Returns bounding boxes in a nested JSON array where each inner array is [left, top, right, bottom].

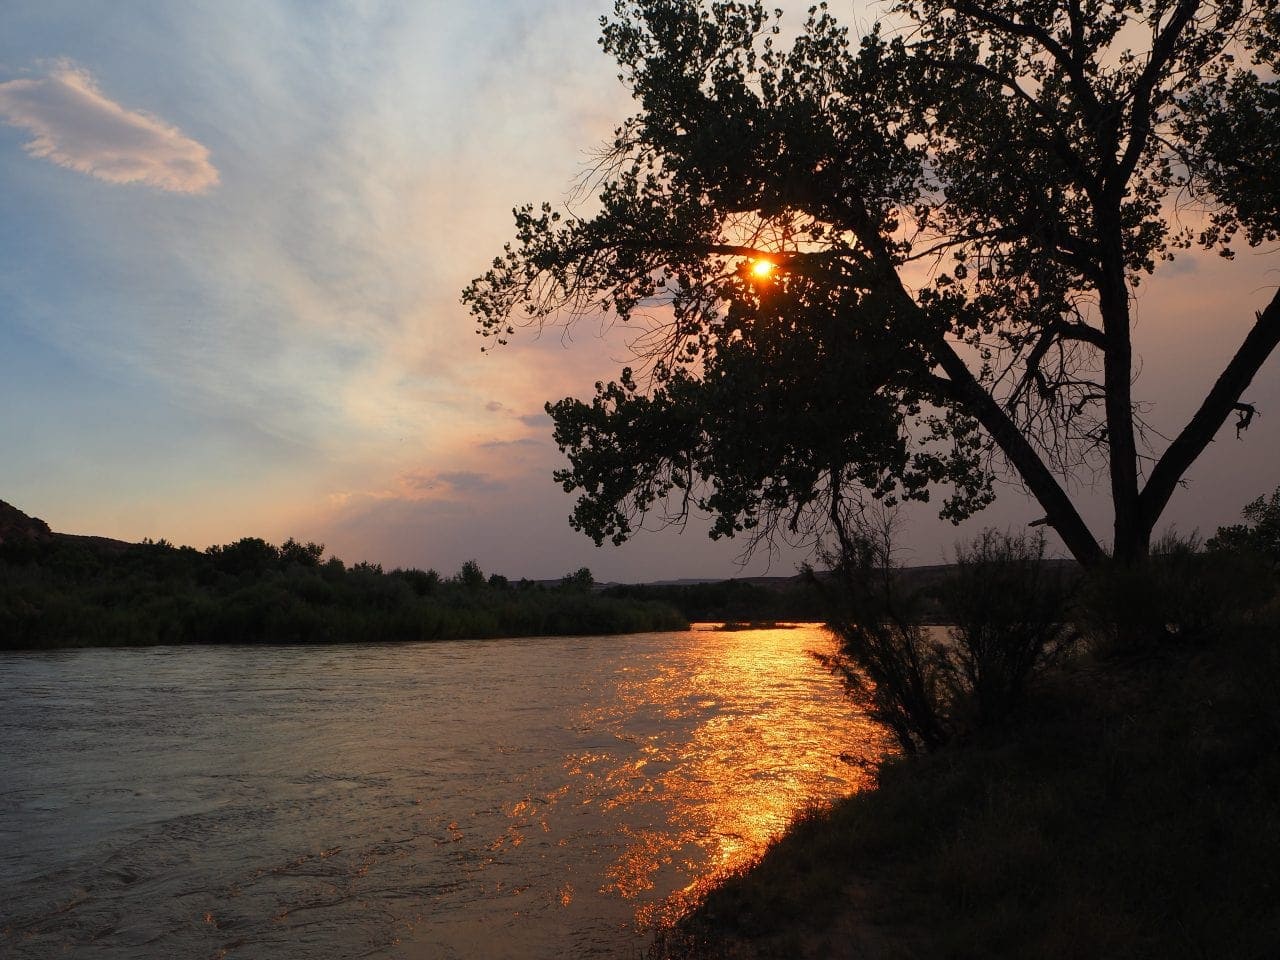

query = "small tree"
[[560, 567, 596, 592], [1208, 486, 1280, 564], [279, 538, 325, 567], [816, 511, 1073, 751], [392, 567, 441, 595], [206, 537, 279, 576], [457, 559, 486, 591]]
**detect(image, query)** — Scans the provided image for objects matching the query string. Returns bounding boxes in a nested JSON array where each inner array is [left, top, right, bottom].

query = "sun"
[[750, 259, 775, 279]]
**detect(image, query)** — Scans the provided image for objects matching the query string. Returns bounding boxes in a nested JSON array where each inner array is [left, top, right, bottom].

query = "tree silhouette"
[[1208, 485, 1280, 563], [457, 559, 486, 591], [465, 0, 1280, 566]]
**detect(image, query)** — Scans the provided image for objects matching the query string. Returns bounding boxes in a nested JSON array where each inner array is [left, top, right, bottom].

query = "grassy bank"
[[653, 610, 1280, 959], [0, 536, 686, 649]]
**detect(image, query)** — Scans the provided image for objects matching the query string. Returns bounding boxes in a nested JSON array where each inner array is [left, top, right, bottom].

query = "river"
[[0, 625, 887, 959]]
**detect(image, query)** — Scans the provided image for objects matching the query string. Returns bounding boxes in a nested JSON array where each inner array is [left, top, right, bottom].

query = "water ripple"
[[0, 627, 886, 958]]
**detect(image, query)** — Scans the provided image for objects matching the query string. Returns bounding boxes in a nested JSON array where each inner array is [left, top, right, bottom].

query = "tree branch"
[[931, 337, 1105, 565], [1139, 288, 1280, 534], [915, 53, 1102, 198], [1115, 0, 1200, 185], [949, 0, 1104, 122], [1057, 320, 1107, 349], [849, 191, 1105, 565]]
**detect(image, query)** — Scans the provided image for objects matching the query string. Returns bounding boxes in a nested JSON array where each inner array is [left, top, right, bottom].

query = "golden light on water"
[[567, 624, 891, 931]]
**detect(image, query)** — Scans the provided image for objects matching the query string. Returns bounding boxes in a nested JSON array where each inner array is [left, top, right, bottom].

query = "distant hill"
[[0, 500, 133, 553], [0, 500, 53, 545]]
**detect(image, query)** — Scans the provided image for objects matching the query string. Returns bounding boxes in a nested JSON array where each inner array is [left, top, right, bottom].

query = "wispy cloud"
[[327, 468, 507, 514], [477, 436, 544, 451], [0, 61, 218, 193], [399, 469, 504, 496]]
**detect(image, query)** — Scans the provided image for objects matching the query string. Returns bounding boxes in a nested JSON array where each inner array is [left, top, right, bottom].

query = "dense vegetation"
[[653, 489, 1280, 959], [0, 535, 686, 649]]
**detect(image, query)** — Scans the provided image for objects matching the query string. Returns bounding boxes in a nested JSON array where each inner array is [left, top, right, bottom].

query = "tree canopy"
[[465, 0, 1280, 566], [1208, 485, 1280, 562]]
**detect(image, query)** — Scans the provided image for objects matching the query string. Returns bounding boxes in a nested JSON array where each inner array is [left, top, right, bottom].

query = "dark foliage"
[[1207, 484, 1280, 565], [467, 0, 1280, 568], [816, 524, 952, 754], [941, 530, 1076, 728], [0, 537, 686, 649], [1080, 527, 1277, 655]]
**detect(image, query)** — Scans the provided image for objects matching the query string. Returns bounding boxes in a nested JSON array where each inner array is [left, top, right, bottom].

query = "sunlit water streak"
[[0, 625, 888, 959]]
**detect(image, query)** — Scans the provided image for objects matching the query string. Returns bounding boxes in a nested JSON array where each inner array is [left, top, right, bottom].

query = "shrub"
[[1207, 485, 1280, 565], [1078, 530, 1273, 656], [205, 537, 280, 576], [814, 513, 952, 754], [560, 567, 595, 592], [456, 559, 485, 590], [816, 513, 1072, 753], [940, 530, 1075, 729], [279, 537, 325, 567], [0, 533, 687, 647], [390, 567, 440, 596]]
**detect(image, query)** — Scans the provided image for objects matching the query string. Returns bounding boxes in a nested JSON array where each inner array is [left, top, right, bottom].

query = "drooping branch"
[[1139, 287, 1280, 534], [1005, 320, 1106, 430]]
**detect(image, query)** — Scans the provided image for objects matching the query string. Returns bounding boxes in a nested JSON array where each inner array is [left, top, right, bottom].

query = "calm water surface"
[[0, 625, 886, 959]]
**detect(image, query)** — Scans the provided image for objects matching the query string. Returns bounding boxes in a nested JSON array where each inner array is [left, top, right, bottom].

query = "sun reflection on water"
[[567, 624, 889, 930]]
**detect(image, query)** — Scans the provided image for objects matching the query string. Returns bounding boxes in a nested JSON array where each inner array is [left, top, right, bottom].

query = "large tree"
[[464, 0, 1280, 566]]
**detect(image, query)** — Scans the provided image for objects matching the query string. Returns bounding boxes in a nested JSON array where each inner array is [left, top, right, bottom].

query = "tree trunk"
[[1097, 226, 1145, 563]]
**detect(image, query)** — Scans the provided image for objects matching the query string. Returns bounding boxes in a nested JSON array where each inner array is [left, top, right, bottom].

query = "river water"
[[0, 625, 886, 959]]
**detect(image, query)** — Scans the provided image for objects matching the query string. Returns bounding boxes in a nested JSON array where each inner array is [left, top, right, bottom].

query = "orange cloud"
[[0, 61, 218, 193]]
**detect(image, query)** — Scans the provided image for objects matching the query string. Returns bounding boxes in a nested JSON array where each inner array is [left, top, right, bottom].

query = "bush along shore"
[[0, 530, 686, 649], [653, 491, 1280, 960]]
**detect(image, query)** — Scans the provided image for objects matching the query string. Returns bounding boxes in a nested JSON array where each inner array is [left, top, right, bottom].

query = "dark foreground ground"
[[653, 611, 1280, 960]]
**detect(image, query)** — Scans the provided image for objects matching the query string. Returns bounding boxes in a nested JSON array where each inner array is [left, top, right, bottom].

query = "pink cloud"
[[0, 61, 218, 193], [398, 469, 503, 496]]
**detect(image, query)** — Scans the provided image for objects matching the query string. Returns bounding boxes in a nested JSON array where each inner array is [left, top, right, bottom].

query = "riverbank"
[[654, 611, 1280, 959], [0, 532, 686, 649]]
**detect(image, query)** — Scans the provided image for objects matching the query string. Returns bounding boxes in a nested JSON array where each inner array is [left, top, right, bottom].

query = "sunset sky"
[[2, 0, 1278, 581]]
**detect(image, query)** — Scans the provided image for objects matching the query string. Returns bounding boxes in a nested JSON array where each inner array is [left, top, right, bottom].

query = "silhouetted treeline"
[[0, 536, 685, 650], [601, 578, 829, 621]]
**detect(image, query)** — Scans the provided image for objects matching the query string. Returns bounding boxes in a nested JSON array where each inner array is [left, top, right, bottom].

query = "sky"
[[1, 1, 1278, 582]]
